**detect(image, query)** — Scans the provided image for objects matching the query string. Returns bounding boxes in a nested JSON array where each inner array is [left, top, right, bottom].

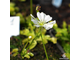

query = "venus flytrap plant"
[[11, 5, 57, 59], [30, 7, 56, 60]]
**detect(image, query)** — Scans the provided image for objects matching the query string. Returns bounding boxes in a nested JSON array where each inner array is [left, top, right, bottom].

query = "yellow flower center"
[[39, 21, 45, 26], [39, 22, 44, 26]]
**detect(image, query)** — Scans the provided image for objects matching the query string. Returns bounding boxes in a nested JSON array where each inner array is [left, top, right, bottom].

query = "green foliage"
[[12, 48, 18, 53], [53, 21, 70, 59], [24, 54, 30, 59], [11, 48, 19, 57], [21, 49, 34, 59], [63, 43, 70, 53], [24, 52, 34, 59], [10, 2, 19, 15], [20, 28, 30, 36], [10, 1, 56, 59], [29, 40, 37, 50], [53, 21, 70, 41], [17, 16, 58, 59], [50, 37, 57, 44], [62, 21, 67, 28], [13, 52, 19, 57]]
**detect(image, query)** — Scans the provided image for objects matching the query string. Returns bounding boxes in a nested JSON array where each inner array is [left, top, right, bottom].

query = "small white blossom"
[[30, 12, 56, 30]]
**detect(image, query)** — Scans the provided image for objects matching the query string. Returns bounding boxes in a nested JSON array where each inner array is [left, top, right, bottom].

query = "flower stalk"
[[30, 0, 33, 14], [30, 7, 56, 60], [40, 30, 49, 60]]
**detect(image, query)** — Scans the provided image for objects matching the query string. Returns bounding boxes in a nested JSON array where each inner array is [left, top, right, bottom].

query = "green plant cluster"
[[10, 2, 19, 16], [10, 1, 70, 59], [53, 21, 70, 59], [10, 15, 58, 59], [10, 2, 57, 58]]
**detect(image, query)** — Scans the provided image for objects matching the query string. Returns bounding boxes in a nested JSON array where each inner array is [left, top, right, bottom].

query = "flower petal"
[[31, 18, 38, 25], [43, 20, 56, 30], [30, 14, 35, 18], [37, 12, 41, 21], [40, 12, 45, 21], [43, 24, 53, 30], [30, 14, 39, 25], [34, 25, 40, 27], [48, 20, 56, 24], [44, 15, 52, 22]]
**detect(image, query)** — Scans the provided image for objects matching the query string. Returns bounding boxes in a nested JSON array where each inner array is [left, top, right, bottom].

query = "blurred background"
[[10, 0, 70, 28]]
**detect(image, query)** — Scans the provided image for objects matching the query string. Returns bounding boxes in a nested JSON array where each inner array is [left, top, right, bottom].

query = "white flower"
[[30, 12, 56, 30]]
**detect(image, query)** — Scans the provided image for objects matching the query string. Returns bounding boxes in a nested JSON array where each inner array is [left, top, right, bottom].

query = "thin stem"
[[41, 34, 49, 60], [24, 42, 28, 49], [30, 0, 33, 14], [21, 42, 28, 55]]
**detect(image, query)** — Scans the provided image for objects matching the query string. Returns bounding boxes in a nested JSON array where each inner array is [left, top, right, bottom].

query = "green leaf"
[[63, 44, 70, 53], [36, 35, 48, 44], [61, 37, 69, 41], [12, 48, 18, 53], [55, 32, 62, 37], [12, 52, 19, 57], [15, 7, 19, 12], [24, 54, 30, 59], [27, 52, 34, 57], [22, 38, 28, 43], [50, 37, 57, 44], [29, 40, 37, 50], [62, 21, 67, 28], [55, 28, 63, 33], [36, 37, 42, 41], [20, 29, 29, 36], [10, 2, 15, 7], [22, 49, 27, 55], [42, 38, 48, 44], [42, 28, 46, 34], [61, 28, 68, 37], [44, 35, 50, 40], [53, 23, 58, 28]]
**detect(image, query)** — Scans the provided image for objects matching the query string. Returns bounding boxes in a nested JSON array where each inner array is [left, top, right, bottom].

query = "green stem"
[[24, 42, 28, 49], [30, 0, 33, 14], [40, 30, 49, 60], [21, 42, 28, 56]]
